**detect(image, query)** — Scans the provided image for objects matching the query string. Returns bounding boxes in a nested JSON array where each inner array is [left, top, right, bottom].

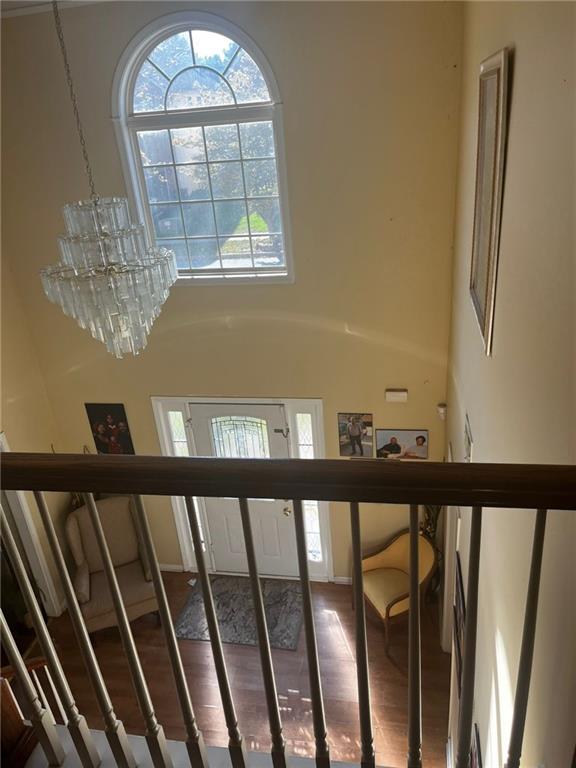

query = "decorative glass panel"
[[244, 159, 278, 197], [168, 410, 187, 441], [133, 30, 270, 113], [226, 49, 270, 103], [166, 69, 234, 110], [214, 200, 249, 236], [151, 204, 184, 238], [210, 416, 270, 459], [168, 411, 190, 457], [133, 60, 169, 113], [176, 164, 211, 201], [182, 202, 215, 237], [209, 162, 244, 199], [149, 32, 193, 79], [205, 124, 240, 161], [188, 238, 219, 269], [248, 199, 281, 233], [171, 127, 206, 164], [239, 121, 275, 159], [158, 239, 189, 269], [253, 235, 283, 266], [138, 131, 172, 166], [192, 30, 238, 72], [304, 501, 322, 562], [296, 413, 314, 455], [144, 166, 179, 203], [219, 236, 251, 269]]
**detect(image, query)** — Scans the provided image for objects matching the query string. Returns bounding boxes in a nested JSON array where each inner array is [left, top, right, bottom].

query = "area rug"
[[174, 575, 303, 651]]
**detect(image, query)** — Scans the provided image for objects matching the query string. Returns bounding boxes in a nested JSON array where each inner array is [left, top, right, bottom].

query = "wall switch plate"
[[385, 388, 408, 403]]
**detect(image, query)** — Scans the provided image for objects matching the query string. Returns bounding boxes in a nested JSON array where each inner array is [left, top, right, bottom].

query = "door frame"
[[151, 396, 333, 581]]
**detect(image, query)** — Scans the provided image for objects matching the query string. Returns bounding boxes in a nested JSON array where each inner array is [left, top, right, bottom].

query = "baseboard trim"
[[332, 576, 352, 585], [159, 563, 185, 572]]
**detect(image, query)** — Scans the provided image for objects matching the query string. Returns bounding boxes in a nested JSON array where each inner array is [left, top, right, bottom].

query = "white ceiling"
[[1, 1, 99, 18]]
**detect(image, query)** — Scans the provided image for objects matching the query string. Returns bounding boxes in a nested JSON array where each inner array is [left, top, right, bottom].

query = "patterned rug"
[[174, 575, 303, 651]]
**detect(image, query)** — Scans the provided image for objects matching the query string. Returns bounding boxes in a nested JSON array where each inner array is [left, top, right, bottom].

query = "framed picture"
[[375, 429, 429, 460], [85, 403, 135, 455], [454, 551, 466, 695], [470, 723, 483, 768], [469, 48, 510, 355], [453, 606, 462, 697], [464, 414, 473, 463], [338, 413, 373, 457]]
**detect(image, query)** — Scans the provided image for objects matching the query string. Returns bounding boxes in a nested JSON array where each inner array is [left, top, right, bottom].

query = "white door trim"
[[151, 398, 197, 571], [0, 433, 62, 617], [151, 396, 333, 581]]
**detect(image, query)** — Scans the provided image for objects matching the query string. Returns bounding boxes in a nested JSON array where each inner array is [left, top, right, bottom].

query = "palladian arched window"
[[113, 13, 291, 282]]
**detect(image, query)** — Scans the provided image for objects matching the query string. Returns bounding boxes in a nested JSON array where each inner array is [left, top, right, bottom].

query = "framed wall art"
[[85, 403, 135, 455], [338, 413, 373, 458], [469, 48, 510, 355], [464, 414, 474, 463], [454, 551, 466, 695], [375, 429, 429, 460]]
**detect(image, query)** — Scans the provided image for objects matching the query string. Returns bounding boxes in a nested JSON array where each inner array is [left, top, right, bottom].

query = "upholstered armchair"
[[359, 529, 436, 650], [64, 496, 158, 633]]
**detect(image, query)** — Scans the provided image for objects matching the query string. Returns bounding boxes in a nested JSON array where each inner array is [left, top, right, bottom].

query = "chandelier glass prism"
[[40, 2, 177, 359]]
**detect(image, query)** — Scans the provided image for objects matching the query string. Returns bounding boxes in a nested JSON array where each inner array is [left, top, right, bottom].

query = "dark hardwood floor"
[[49, 575, 450, 767]]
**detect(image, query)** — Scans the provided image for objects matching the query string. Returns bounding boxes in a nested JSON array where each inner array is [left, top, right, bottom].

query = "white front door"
[[187, 403, 298, 577]]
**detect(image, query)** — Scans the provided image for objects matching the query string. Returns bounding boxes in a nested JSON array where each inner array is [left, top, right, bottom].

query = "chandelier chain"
[[52, 0, 98, 201]]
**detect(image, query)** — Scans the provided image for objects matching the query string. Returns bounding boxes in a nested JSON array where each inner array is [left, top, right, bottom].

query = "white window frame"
[[151, 396, 333, 581], [112, 11, 293, 285]]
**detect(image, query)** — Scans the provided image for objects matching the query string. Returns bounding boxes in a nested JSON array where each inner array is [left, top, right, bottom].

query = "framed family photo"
[[338, 413, 373, 458], [464, 414, 474, 463], [85, 403, 135, 455], [454, 551, 466, 695], [375, 429, 429, 460], [470, 48, 510, 355]]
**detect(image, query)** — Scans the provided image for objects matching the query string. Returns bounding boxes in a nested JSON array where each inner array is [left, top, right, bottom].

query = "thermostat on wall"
[[385, 388, 408, 403]]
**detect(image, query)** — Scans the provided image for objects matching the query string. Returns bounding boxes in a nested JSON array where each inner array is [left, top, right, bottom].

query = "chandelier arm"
[[52, 0, 98, 202]]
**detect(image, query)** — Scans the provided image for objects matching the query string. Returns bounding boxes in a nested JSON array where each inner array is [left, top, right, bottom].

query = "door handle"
[[283, 506, 292, 517]]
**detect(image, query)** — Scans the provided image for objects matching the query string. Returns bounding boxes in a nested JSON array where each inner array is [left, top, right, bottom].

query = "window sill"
[[174, 271, 294, 287]]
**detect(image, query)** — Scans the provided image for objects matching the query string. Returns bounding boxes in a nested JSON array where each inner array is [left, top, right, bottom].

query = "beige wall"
[[446, 2, 575, 765], [1, 2, 462, 575], [1, 256, 69, 605]]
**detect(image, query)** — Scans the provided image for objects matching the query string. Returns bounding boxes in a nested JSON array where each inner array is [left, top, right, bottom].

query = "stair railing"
[[2, 452, 575, 768]]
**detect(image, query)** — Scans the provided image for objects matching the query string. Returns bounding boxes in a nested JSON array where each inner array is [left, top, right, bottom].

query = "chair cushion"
[[73, 560, 90, 604], [82, 561, 155, 621], [363, 567, 410, 619], [68, 497, 140, 573]]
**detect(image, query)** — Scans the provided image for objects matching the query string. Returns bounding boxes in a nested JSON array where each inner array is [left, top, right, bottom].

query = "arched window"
[[113, 13, 291, 282]]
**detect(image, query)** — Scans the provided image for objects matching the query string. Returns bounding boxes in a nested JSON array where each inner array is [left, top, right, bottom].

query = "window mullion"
[[236, 123, 255, 270], [188, 30, 195, 66], [222, 44, 241, 77], [166, 129, 191, 270], [147, 57, 171, 83], [200, 126, 225, 272], [126, 104, 276, 131]]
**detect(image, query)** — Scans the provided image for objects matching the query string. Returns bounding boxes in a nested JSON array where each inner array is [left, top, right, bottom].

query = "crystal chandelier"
[[40, 1, 177, 359]]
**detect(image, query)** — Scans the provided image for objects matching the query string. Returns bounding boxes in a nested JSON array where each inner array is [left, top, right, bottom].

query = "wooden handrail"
[[2, 453, 576, 509]]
